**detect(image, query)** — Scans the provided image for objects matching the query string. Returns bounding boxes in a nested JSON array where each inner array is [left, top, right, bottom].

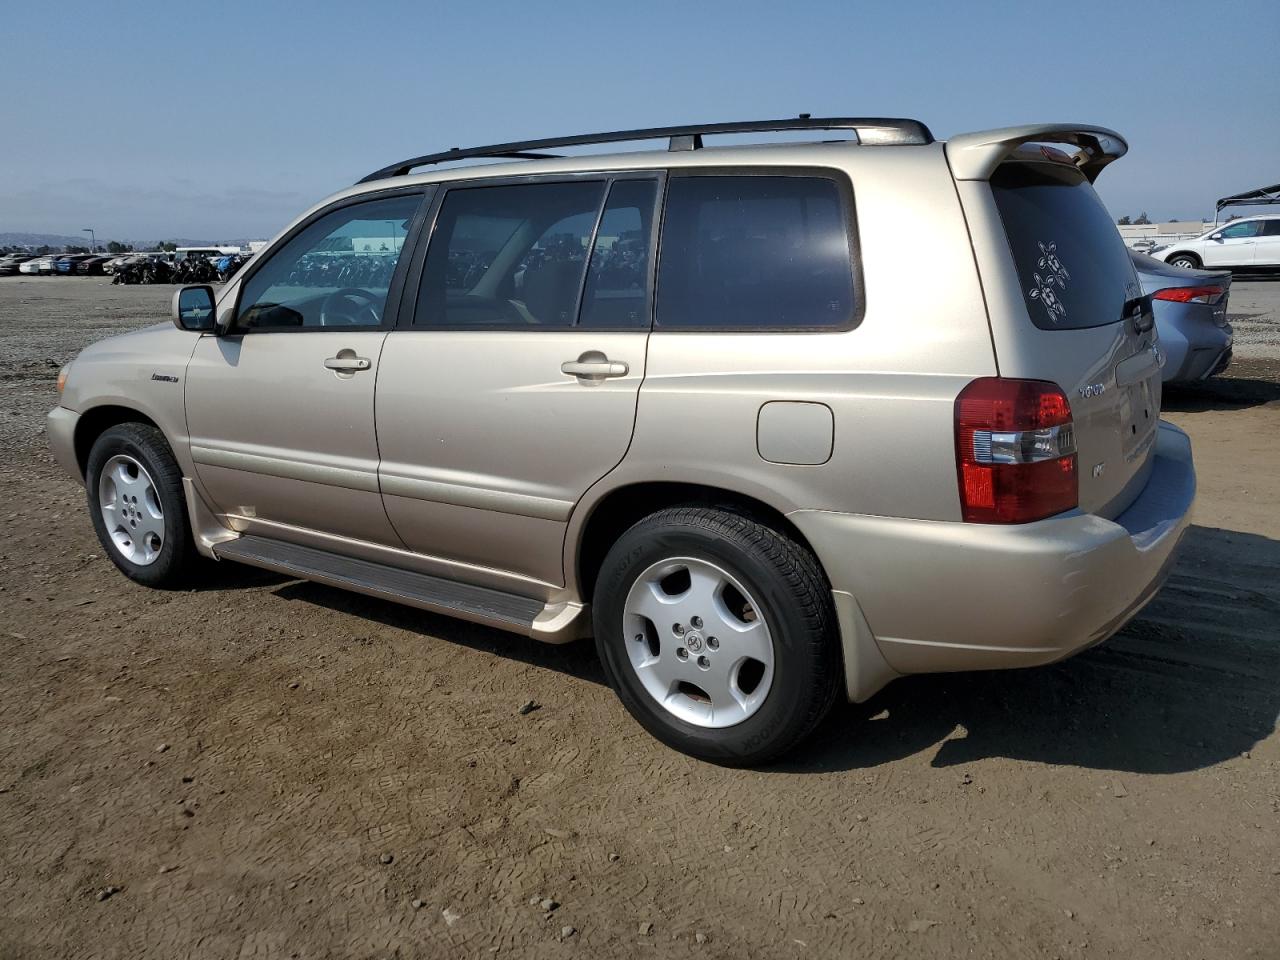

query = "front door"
[[375, 175, 660, 588], [186, 190, 427, 546], [1202, 219, 1260, 267]]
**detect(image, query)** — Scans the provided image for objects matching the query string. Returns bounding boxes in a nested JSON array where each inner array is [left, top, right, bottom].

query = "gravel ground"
[[1, 277, 1278, 960]]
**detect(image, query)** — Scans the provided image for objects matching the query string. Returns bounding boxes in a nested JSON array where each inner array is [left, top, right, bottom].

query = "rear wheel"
[[592, 506, 841, 765], [1168, 253, 1201, 270], [85, 423, 198, 588]]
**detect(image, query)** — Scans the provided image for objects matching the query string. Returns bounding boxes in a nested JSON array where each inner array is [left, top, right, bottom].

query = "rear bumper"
[[1160, 311, 1233, 384], [791, 421, 1195, 696]]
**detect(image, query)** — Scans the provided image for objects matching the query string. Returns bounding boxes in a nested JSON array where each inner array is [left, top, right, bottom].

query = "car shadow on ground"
[[1163, 375, 1280, 412], [272, 579, 608, 687], [247, 525, 1278, 777]]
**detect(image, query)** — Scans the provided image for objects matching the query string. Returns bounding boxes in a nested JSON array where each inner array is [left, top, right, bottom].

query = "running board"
[[211, 535, 586, 643]]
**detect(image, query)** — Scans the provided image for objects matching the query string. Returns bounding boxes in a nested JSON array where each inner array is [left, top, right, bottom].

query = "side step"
[[212, 535, 582, 641]]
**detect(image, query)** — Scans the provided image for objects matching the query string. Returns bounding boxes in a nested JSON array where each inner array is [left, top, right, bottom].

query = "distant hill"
[[0, 232, 233, 250]]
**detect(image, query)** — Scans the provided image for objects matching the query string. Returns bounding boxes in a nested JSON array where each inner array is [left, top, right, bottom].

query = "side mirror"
[[1210, 233, 1224, 242], [172, 285, 217, 332]]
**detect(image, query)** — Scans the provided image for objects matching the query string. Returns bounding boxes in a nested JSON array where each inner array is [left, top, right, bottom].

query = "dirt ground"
[[1, 277, 1277, 960]]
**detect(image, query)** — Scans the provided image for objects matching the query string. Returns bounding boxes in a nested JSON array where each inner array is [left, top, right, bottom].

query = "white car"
[[19, 256, 56, 275], [1152, 215, 1280, 271]]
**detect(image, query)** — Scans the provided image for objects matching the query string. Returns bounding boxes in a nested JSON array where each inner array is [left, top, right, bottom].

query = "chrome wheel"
[[622, 557, 775, 728], [98, 454, 165, 566]]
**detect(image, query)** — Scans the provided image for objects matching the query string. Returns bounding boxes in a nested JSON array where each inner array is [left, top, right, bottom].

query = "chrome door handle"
[[561, 357, 629, 380], [324, 356, 371, 372]]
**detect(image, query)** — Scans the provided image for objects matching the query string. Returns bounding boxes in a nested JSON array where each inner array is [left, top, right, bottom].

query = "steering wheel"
[[319, 288, 381, 326]]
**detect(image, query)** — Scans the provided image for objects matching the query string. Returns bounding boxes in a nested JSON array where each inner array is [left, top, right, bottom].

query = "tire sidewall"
[[594, 518, 828, 764], [86, 427, 189, 587]]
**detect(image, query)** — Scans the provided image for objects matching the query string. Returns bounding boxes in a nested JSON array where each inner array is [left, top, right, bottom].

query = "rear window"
[[656, 175, 857, 330], [992, 163, 1140, 330]]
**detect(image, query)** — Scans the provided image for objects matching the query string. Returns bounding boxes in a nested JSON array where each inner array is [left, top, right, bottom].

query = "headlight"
[[57, 363, 71, 394]]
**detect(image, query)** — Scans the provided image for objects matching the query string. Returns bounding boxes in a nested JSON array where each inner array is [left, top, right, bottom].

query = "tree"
[[106, 240, 133, 254], [155, 241, 178, 252], [63, 244, 89, 254], [1117, 215, 1131, 225], [35, 245, 52, 255], [1134, 212, 1150, 225]]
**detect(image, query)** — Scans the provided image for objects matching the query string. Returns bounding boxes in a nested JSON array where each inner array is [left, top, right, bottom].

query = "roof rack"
[[357, 115, 934, 184]]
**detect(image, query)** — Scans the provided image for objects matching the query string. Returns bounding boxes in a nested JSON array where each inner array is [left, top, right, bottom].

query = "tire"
[[85, 422, 199, 588], [1168, 253, 1201, 270], [592, 506, 841, 765]]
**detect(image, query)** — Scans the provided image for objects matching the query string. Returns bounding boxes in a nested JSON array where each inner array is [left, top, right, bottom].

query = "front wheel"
[[85, 423, 199, 588], [592, 506, 841, 765], [1168, 253, 1201, 270]]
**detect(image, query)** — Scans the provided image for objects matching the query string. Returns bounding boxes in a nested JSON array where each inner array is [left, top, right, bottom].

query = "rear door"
[[1254, 218, 1280, 267], [985, 160, 1162, 517], [375, 173, 660, 587]]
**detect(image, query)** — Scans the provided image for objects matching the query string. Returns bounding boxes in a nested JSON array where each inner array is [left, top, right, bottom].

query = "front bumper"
[[791, 421, 1195, 693], [47, 405, 82, 479]]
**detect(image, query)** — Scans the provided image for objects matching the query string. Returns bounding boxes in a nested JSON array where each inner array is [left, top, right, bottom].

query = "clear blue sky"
[[2, 0, 1276, 242]]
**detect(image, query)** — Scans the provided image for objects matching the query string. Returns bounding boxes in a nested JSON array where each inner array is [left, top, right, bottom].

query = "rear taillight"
[[955, 378, 1077, 524], [1152, 285, 1225, 305]]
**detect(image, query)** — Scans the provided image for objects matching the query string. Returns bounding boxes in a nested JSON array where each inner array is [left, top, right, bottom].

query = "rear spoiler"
[[946, 124, 1128, 184]]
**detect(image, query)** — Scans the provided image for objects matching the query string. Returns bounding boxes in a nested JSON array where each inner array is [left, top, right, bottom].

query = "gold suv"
[[48, 118, 1195, 764]]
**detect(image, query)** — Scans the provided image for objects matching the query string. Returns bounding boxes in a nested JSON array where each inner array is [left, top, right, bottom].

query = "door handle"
[[561, 353, 629, 380], [324, 356, 371, 372]]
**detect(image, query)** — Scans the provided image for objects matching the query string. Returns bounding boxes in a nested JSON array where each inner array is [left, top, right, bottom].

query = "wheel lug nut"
[[676, 647, 688, 660], [690, 615, 703, 629], [707, 636, 719, 650], [672, 623, 685, 636], [697, 655, 710, 669]]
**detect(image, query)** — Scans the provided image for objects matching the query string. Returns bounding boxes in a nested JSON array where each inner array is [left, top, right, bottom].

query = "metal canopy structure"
[[357, 116, 935, 184], [1216, 182, 1280, 213]]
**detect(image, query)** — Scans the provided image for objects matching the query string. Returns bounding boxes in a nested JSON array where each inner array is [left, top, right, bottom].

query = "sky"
[[2, 0, 1277, 242]]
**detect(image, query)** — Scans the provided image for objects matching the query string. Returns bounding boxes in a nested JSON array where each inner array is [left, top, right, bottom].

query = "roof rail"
[[357, 116, 934, 183]]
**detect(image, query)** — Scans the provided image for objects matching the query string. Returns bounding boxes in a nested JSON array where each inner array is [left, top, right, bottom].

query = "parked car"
[[75, 256, 111, 275], [48, 118, 1194, 764], [1150, 215, 1280, 271], [1131, 252, 1232, 384], [0, 253, 37, 276], [1128, 238, 1158, 254], [53, 254, 94, 275], [103, 255, 132, 274], [20, 256, 56, 275]]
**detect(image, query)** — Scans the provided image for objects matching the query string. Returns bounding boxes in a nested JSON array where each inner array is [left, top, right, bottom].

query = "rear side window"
[[992, 163, 1140, 331], [1262, 220, 1280, 237], [656, 175, 856, 330]]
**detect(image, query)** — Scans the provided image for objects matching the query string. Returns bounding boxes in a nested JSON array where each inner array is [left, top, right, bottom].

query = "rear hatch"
[[989, 159, 1162, 518]]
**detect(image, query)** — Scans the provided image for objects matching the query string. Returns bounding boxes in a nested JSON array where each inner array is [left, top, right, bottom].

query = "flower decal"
[[1028, 241, 1071, 322]]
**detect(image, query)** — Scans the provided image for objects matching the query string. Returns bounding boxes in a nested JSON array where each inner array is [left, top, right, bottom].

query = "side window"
[[417, 181, 606, 327], [1218, 220, 1262, 239], [1259, 220, 1280, 237], [579, 179, 658, 329], [656, 175, 856, 330], [236, 194, 422, 330]]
